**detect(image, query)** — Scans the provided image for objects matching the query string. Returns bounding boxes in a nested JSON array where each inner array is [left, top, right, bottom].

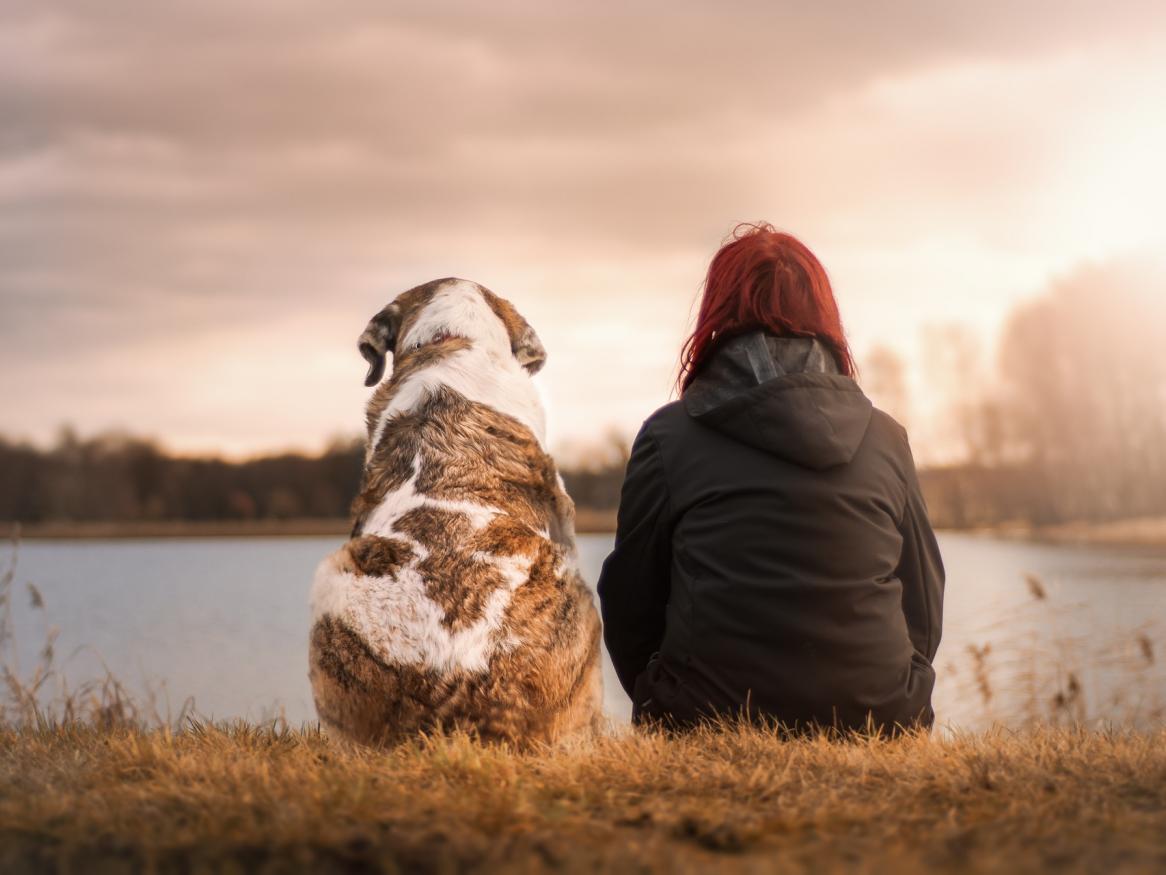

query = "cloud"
[[1, 1, 1165, 453]]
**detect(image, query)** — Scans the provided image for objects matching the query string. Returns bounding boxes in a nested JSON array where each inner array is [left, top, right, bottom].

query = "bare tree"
[[998, 257, 1166, 521], [862, 345, 911, 430], [920, 323, 997, 465]]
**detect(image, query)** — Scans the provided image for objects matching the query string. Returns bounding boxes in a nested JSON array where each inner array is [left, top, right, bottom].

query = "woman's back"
[[598, 331, 943, 732]]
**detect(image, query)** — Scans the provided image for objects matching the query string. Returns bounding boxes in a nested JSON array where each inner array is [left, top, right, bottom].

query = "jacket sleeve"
[[596, 423, 673, 697], [895, 442, 945, 662]]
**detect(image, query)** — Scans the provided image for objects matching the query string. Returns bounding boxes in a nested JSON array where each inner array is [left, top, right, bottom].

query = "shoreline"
[[9, 513, 1166, 547], [9, 508, 621, 540], [959, 516, 1166, 550]]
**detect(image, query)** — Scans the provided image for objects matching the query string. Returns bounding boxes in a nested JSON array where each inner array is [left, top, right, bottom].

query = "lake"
[[4, 533, 1165, 731]]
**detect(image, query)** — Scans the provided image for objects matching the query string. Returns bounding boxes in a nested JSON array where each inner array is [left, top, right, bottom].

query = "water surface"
[[6, 533, 1165, 730]]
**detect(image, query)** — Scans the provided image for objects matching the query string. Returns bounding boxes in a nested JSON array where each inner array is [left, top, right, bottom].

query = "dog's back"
[[309, 279, 602, 746]]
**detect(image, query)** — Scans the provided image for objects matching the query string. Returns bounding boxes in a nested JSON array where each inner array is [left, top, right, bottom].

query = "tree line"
[[0, 429, 627, 525]]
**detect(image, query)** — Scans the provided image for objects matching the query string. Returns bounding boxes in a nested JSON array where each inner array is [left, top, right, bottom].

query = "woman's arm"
[[895, 447, 945, 662], [596, 423, 673, 697]]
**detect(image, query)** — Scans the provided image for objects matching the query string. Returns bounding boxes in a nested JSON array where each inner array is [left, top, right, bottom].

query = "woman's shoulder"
[[637, 400, 691, 445], [865, 408, 922, 487], [867, 407, 912, 452], [618, 402, 692, 470], [868, 406, 908, 441]]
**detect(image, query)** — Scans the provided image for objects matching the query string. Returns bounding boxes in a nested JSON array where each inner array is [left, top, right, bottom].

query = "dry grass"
[[0, 721, 1164, 874]]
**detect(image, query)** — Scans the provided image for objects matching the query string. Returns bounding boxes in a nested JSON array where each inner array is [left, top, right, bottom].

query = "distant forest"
[[2, 261, 1163, 530], [1, 426, 1161, 532], [0, 430, 627, 526]]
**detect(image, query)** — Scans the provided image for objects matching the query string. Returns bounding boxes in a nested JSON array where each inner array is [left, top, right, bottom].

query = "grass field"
[[1, 721, 1164, 874]]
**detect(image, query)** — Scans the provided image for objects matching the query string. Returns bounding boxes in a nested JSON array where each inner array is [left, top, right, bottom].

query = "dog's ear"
[[358, 303, 401, 387], [481, 290, 547, 375], [512, 319, 546, 375]]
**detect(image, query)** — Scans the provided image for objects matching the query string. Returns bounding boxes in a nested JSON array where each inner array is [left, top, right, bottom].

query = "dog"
[[309, 278, 603, 746]]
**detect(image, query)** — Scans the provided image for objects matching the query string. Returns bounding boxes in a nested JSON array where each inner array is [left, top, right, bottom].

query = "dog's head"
[[357, 278, 546, 387]]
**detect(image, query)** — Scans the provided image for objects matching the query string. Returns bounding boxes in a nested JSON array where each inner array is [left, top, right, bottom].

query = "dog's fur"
[[309, 278, 603, 746]]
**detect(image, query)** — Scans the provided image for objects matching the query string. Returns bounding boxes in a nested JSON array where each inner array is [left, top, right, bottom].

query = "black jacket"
[[596, 332, 944, 733]]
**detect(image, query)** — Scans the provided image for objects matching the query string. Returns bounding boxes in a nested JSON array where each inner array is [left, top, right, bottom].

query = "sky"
[[2, 1, 1165, 462]]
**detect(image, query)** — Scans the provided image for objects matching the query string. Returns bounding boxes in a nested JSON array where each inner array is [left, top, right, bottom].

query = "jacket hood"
[[683, 332, 873, 469]]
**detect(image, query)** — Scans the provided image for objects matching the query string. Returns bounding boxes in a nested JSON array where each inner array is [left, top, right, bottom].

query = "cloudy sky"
[[2, 1, 1165, 460]]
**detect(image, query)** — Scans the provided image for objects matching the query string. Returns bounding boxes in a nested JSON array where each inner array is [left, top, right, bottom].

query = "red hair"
[[679, 223, 855, 392]]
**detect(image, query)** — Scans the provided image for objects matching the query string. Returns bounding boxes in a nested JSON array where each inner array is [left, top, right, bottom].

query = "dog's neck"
[[366, 338, 547, 463], [364, 281, 548, 462]]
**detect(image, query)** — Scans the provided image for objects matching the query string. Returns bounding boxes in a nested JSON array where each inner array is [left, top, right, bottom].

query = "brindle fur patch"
[[393, 505, 509, 632], [355, 387, 561, 538], [346, 534, 415, 578]]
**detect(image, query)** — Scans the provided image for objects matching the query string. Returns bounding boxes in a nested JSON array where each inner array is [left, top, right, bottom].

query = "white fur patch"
[[310, 453, 536, 674]]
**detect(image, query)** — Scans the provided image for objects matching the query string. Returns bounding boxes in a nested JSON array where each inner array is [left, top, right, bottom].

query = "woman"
[[597, 224, 944, 734]]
